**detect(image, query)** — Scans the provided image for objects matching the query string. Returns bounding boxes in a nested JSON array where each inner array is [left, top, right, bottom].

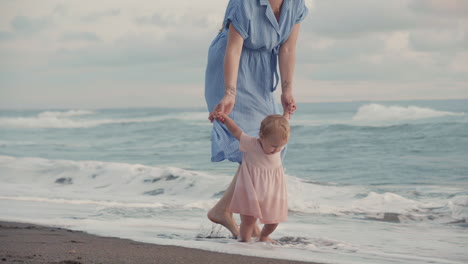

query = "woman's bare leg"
[[207, 165, 262, 238], [207, 166, 240, 238]]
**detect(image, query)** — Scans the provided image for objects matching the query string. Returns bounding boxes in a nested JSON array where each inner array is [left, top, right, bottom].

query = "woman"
[[205, 0, 308, 238]]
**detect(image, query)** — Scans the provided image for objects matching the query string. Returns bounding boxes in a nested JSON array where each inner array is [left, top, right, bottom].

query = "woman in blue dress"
[[205, 0, 308, 238]]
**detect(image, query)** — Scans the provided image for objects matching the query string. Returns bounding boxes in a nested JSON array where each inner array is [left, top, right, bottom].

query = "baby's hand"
[[214, 112, 228, 123], [283, 104, 293, 120]]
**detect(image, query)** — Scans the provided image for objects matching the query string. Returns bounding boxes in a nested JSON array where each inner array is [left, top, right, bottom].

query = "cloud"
[[10, 15, 50, 34], [51, 26, 213, 69], [292, 79, 468, 103], [0, 31, 14, 41], [135, 11, 215, 29], [60, 32, 100, 42], [49, 8, 217, 70], [52, 4, 68, 16], [297, 33, 385, 63], [303, 0, 464, 38], [295, 0, 468, 86], [135, 13, 173, 26], [0, 0, 467, 109], [409, 29, 468, 53], [304, 54, 466, 83], [303, 0, 415, 38], [298, 30, 468, 84], [409, 0, 468, 17], [81, 9, 120, 22]]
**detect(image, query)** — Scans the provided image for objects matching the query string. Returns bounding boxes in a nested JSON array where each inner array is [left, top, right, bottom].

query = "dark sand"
[[0, 221, 320, 264]]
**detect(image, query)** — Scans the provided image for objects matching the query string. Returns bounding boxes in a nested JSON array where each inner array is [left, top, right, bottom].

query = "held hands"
[[208, 95, 235, 123], [283, 104, 294, 120], [212, 111, 242, 140], [212, 112, 229, 124], [281, 93, 297, 116]]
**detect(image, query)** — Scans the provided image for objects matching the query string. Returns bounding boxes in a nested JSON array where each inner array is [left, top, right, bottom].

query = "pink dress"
[[230, 132, 288, 224]]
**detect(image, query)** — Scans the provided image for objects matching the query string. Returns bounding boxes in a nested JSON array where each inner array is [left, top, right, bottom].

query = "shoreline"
[[0, 220, 322, 264]]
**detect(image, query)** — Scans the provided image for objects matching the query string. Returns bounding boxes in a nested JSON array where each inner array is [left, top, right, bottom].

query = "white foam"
[[0, 110, 208, 128], [352, 104, 464, 123], [352, 192, 420, 214], [0, 196, 164, 208], [1, 213, 464, 264], [1, 155, 468, 264], [0, 155, 466, 223], [37, 110, 95, 118], [0, 155, 230, 206]]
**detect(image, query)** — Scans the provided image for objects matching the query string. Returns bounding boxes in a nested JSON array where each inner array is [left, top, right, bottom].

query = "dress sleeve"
[[224, 0, 250, 39], [295, 0, 309, 24], [239, 132, 257, 153]]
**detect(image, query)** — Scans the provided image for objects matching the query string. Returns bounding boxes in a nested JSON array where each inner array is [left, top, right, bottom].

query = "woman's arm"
[[278, 23, 301, 115], [224, 24, 244, 97], [208, 24, 244, 123]]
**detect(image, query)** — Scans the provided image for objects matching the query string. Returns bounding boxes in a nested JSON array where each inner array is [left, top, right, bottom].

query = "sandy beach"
[[0, 221, 321, 264]]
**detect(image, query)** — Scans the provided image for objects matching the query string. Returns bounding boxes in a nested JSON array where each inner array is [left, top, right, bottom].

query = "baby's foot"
[[259, 236, 279, 244]]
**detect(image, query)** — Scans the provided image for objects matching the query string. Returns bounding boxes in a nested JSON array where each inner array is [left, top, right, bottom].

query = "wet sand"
[[0, 221, 320, 264]]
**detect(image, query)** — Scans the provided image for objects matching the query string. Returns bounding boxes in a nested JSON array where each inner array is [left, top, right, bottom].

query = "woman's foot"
[[207, 209, 239, 238]]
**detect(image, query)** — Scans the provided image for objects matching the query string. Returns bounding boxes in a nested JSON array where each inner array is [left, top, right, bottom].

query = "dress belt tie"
[[242, 45, 281, 92], [271, 45, 280, 92]]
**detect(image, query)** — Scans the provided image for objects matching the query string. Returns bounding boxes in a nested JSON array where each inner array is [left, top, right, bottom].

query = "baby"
[[213, 109, 291, 242]]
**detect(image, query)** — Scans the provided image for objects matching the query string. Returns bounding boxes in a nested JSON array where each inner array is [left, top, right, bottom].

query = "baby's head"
[[259, 115, 290, 155]]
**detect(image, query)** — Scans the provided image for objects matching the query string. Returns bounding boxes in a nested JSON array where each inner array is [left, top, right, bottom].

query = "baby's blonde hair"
[[260, 115, 290, 139]]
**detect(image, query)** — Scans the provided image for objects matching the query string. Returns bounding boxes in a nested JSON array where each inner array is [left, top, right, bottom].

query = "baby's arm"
[[283, 104, 293, 120], [213, 112, 242, 140]]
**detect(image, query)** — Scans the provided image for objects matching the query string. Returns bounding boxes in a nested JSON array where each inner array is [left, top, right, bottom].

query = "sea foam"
[[0, 110, 208, 129], [352, 104, 464, 123], [0, 155, 465, 224]]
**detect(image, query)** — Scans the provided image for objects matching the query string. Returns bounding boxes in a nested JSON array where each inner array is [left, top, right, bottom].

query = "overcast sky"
[[0, 0, 467, 109]]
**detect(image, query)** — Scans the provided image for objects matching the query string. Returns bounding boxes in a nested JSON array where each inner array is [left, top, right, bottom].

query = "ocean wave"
[[289, 103, 466, 129], [0, 155, 227, 203], [0, 155, 466, 224], [0, 110, 208, 129], [0, 140, 90, 148], [352, 104, 465, 123], [37, 110, 95, 118], [0, 196, 164, 208]]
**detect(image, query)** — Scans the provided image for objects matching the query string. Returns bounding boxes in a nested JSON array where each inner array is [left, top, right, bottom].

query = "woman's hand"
[[208, 95, 235, 123], [281, 92, 297, 115]]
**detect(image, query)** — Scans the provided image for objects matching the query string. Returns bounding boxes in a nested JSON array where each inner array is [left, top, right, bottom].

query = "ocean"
[[1, 99, 467, 264]]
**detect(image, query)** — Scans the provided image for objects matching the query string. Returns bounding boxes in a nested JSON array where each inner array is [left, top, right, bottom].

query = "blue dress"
[[205, 0, 308, 163]]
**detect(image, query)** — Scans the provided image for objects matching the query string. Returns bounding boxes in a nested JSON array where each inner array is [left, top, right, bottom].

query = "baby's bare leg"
[[252, 224, 261, 237], [239, 215, 257, 242], [259, 223, 279, 242]]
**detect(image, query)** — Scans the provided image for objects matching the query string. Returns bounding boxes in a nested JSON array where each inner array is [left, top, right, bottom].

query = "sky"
[[0, 0, 467, 109]]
